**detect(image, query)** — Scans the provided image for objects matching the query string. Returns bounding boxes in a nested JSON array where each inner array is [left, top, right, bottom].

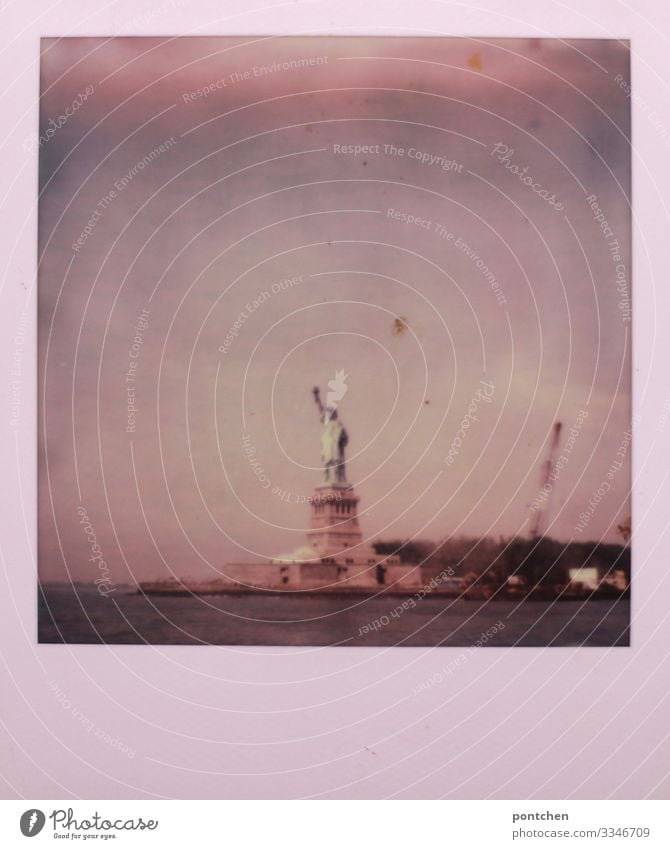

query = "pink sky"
[[38, 37, 631, 583]]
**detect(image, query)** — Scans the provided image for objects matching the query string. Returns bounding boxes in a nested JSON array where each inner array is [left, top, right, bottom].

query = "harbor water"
[[38, 584, 630, 646]]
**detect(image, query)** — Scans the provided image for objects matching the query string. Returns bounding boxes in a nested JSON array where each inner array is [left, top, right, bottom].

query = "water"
[[38, 585, 630, 646]]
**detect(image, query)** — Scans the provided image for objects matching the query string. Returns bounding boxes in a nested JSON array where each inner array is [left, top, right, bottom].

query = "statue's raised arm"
[[312, 386, 325, 417]]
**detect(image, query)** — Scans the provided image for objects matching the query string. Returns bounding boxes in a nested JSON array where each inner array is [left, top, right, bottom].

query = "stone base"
[[221, 482, 423, 591], [221, 559, 421, 592]]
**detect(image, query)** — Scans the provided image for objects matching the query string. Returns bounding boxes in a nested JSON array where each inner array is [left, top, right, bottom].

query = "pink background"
[[1, 0, 669, 799]]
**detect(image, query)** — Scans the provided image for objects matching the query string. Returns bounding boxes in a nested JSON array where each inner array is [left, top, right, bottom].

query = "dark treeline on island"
[[373, 534, 631, 600]]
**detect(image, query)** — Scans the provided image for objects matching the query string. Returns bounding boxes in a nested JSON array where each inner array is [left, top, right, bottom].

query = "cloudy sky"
[[38, 37, 631, 583]]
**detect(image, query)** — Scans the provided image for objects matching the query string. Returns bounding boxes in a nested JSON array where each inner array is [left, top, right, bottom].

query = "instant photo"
[[38, 37, 631, 646]]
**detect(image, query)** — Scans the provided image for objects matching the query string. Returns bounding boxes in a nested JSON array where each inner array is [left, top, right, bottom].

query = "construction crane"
[[529, 421, 563, 539]]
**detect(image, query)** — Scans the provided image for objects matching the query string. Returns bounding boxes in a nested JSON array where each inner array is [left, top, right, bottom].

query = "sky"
[[38, 36, 631, 584]]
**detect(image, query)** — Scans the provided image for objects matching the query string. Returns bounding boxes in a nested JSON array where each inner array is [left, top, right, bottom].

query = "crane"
[[529, 421, 562, 539]]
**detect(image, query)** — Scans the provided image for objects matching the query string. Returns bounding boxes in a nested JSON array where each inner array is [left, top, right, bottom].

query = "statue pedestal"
[[267, 485, 422, 592], [307, 484, 366, 559]]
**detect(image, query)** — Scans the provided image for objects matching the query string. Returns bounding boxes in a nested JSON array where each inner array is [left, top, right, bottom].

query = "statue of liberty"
[[312, 374, 348, 484]]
